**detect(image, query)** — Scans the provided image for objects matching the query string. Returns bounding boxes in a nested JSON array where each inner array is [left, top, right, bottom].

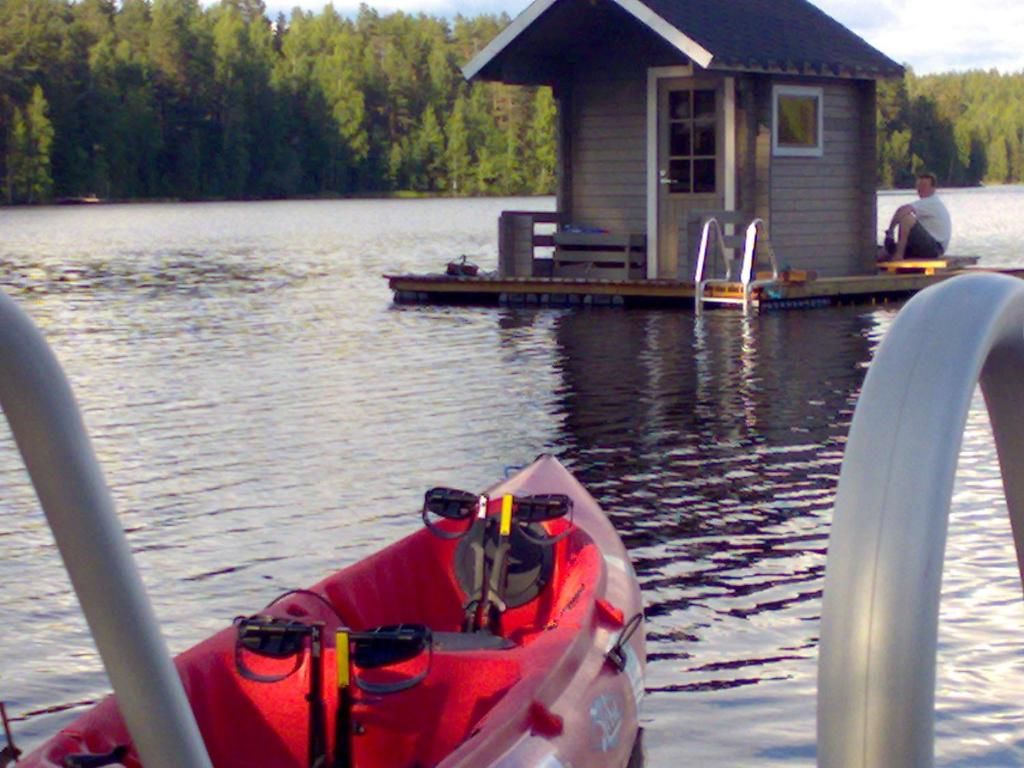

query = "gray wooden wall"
[[565, 57, 649, 235], [768, 79, 878, 277]]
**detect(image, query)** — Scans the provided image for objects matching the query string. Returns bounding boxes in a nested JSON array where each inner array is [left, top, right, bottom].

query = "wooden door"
[[657, 79, 726, 279]]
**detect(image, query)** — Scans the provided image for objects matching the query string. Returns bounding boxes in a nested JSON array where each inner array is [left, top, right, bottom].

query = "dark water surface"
[[1, 190, 1023, 765]]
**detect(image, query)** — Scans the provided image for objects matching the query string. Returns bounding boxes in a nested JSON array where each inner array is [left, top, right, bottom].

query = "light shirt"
[[911, 194, 952, 251]]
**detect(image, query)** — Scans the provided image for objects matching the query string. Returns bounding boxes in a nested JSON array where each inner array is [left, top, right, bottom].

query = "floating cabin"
[[388, 0, 987, 310]]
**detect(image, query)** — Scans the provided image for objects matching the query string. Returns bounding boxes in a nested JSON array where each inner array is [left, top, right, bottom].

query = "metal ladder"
[[818, 272, 1024, 767], [693, 217, 779, 315]]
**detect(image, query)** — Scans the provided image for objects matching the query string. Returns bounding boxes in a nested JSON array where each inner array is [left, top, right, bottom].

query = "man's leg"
[[891, 209, 917, 260]]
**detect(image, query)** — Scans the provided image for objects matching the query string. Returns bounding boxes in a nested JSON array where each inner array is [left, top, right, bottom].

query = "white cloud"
[[815, 0, 1024, 73], [270, 0, 1024, 75]]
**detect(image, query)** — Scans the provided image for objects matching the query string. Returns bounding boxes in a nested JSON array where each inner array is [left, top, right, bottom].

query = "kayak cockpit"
[[30, 485, 605, 768]]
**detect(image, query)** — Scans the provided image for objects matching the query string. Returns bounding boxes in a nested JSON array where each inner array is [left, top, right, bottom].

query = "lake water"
[[1, 187, 1023, 765]]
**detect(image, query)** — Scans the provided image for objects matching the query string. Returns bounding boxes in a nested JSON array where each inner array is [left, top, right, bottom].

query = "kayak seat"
[[454, 519, 555, 610], [453, 518, 557, 636]]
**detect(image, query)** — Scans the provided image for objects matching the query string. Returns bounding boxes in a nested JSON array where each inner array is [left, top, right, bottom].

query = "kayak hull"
[[21, 456, 645, 767]]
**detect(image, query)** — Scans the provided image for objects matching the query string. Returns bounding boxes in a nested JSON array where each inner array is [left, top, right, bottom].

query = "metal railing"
[[694, 217, 779, 315], [818, 272, 1024, 767], [0, 292, 212, 767]]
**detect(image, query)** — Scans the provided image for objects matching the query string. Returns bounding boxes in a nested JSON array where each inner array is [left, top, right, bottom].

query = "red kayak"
[[19, 455, 645, 767]]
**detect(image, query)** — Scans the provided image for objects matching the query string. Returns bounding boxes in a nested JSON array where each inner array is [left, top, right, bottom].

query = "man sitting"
[[883, 172, 952, 261]]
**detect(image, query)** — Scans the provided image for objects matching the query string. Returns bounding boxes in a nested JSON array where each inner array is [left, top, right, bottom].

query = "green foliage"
[[0, 0, 556, 203], [5, 85, 54, 203], [527, 87, 557, 195], [877, 69, 1024, 188]]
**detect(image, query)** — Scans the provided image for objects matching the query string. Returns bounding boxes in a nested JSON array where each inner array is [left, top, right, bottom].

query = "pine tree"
[[445, 95, 470, 195], [527, 87, 557, 194], [6, 85, 54, 203]]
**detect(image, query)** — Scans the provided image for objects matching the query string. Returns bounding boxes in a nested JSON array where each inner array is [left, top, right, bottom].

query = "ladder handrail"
[[818, 272, 1024, 767], [693, 216, 730, 283], [0, 292, 213, 768], [739, 218, 779, 287]]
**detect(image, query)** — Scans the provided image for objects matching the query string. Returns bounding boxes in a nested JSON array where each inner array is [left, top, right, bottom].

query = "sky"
[[272, 0, 1024, 76]]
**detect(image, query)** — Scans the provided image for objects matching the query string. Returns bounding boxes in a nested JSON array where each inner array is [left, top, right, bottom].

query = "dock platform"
[[386, 264, 1018, 311]]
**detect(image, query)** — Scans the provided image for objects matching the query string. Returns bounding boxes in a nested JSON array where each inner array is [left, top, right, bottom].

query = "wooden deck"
[[386, 265, 1023, 311]]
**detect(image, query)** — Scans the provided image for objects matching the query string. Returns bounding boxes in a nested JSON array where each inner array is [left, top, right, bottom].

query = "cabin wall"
[[766, 78, 877, 277], [558, 25, 680, 237], [566, 59, 649, 235], [553, 48, 881, 276]]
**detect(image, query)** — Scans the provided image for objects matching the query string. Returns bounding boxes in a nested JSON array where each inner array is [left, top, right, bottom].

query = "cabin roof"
[[464, 0, 904, 82]]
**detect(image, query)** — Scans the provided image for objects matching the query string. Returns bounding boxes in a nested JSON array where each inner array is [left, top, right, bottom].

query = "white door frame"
[[646, 67, 736, 279]]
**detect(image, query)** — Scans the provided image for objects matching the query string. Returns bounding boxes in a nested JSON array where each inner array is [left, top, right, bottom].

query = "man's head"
[[916, 172, 938, 198]]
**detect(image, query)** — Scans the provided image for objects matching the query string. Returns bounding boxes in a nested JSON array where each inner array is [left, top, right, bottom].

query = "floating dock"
[[386, 263, 1019, 311]]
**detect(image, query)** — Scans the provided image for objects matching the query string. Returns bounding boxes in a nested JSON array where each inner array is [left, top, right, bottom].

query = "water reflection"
[[543, 306, 877, 763], [0, 252, 314, 298]]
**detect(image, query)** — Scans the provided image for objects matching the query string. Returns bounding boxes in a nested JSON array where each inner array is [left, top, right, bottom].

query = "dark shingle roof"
[[643, 0, 902, 76], [465, 0, 903, 81]]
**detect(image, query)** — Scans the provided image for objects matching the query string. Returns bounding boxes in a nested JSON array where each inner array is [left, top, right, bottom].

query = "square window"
[[772, 86, 823, 157]]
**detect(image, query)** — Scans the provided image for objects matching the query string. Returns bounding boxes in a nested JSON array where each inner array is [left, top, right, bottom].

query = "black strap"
[[63, 746, 128, 768]]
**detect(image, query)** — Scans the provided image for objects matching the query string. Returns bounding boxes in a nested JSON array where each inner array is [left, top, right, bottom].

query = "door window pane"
[[670, 91, 692, 120], [694, 89, 716, 118], [670, 124, 692, 156], [694, 124, 715, 156], [693, 159, 716, 193], [669, 159, 691, 194]]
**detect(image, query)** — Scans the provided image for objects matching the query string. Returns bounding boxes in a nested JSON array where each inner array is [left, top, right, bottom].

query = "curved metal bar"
[[818, 272, 1024, 767], [0, 293, 212, 767], [694, 217, 729, 283], [739, 218, 779, 287]]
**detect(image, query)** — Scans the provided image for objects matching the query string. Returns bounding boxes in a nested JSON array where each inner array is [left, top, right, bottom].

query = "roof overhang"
[[463, 0, 713, 81]]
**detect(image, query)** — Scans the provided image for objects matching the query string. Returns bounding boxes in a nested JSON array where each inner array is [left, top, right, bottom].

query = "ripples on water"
[[0, 189, 1023, 765]]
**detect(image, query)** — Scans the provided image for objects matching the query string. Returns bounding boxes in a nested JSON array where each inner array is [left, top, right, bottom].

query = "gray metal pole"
[[818, 272, 1024, 767], [0, 292, 212, 767]]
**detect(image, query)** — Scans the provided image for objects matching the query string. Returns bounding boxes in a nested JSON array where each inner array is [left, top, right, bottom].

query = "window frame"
[[665, 86, 719, 196], [772, 85, 824, 158]]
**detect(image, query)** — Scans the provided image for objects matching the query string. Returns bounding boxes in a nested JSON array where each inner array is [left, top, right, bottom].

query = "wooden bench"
[[877, 256, 979, 276], [552, 232, 646, 280]]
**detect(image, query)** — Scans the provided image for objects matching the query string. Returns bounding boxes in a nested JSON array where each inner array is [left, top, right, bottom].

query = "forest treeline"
[[0, 0, 557, 203], [1, 0, 1023, 204], [877, 70, 1024, 188]]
